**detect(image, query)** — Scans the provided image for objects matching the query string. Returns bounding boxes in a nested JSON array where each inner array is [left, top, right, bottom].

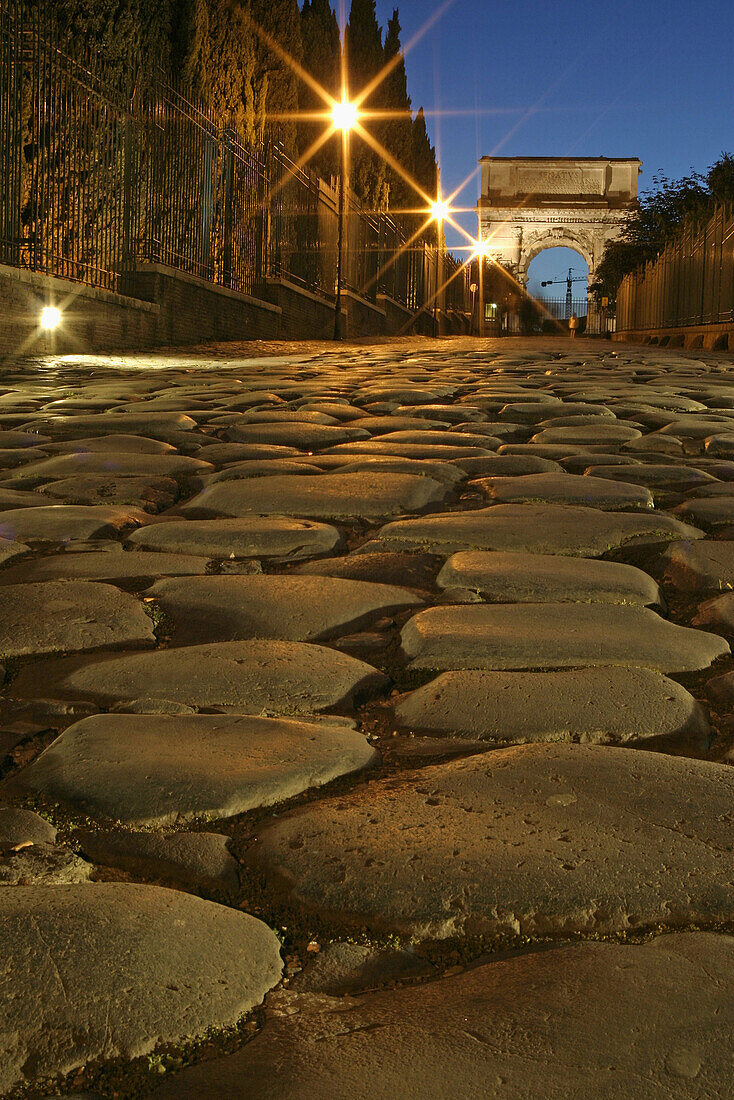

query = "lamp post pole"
[[334, 129, 346, 341]]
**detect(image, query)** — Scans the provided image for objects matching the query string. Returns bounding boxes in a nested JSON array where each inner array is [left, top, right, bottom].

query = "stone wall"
[[0, 263, 431, 359]]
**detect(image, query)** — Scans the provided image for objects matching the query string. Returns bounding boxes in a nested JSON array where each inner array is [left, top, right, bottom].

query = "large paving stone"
[[0, 842, 93, 885], [7, 641, 387, 714], [247, 744, 734, 941], [472, 471, 654, 511], [224, 423, 370, 449], [295, 551, 438, 590], [585, 463, 718, 494], [395, 667, 709, 749], [0, 487, 50, 510], [44, 433, 176, 454], [154, 933, 734, 1100], [178, 472, 450, 521], [0, 549, 211, 587], [147, 575, 423, 644], [9, 452, 211, 482], [126, 516, 341, 560], [0, 883, 282, 1093], [0, 580, 155, 657], [436, 551, 663, 607], [24, 412, 198, 438], [362, 504, 702, 557], [0, 505, 146, 543], [691, 591, 734, 634], [673, 496, 734, 528], [323, 441, 494, 460], [530, 424, 643, 445], [452, 454, 562, 476], [0, 806, 56, 848], [0, 536, 29, 566], [400, 603, 728, 673], [662, 540, 734, 595], [16, 713, 377, 825], [77, 828, 241, 895], [36, 474, 178, 513]]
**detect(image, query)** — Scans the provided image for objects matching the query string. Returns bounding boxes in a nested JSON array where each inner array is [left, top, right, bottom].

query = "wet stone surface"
[[1, 338, 734, 1097]]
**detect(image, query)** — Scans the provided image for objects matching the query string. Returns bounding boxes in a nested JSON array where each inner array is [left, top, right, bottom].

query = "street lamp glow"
[[40, 306, 61, 330], [331, 99, 358, 131], [430, 199, 449, 222]]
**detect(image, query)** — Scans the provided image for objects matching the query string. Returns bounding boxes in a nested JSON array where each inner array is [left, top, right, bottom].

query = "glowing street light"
[[40, 306, 61, 330], [331, 99, 359, 341], [331, 99, 359, 132]]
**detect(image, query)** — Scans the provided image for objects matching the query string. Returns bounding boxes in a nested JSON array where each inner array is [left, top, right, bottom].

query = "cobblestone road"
[[0, 337, 733, 1098]]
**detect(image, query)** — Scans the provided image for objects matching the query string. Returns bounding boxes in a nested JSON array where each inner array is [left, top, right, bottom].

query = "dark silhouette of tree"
[[412, 107, 438, 241], [299, 0, 341, 180], [250, 0, 303, 156], [592, 154, 734, 303], [381, 9, 414, 226], [345, 0, 388, 209], [184, 0, 258, 142]]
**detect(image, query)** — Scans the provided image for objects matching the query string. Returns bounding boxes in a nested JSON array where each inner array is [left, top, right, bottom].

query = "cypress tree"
[[412, 106, 439, 241], [381, 9, 414, 225], [250, 0, 304, 156], [299, 0, 341, 180], [184, 0, 258, 142], [345, 0, 388, 209]]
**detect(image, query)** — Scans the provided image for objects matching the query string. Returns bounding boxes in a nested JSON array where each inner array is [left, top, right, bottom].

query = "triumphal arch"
[[476, 156, 641, 288]]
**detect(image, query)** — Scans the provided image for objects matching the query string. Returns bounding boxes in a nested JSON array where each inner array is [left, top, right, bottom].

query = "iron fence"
[[535, 296, 588, 320], [0, 0, 464, 316], [617, 204, 734, 332]]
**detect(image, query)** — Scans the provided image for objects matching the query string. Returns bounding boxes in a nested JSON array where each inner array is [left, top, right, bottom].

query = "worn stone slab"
[[673, 497, 734, 528], [362, 505, 702, 557], [0, 883, 282, 1093], [0, 487, 45, 510], [323, 441, 494, 460], [224, 423, 370, 449], [400, 603, 728, 673], [0, 536, 29, 566], [44, 433, 176, 455], [147, 575, 422, 644], [154, 933, 734, 1100], [395, 667, 709, 749], [499, 400, 613, 423], [24, 412, 198, 439], [9, 451, 211, 482], [0, 430, 51, 448], [530, 424, 643, 445], [452, 454, 562, 476], [0, 806, 56, 848], [691, 592, 734, 634], [0, 580, 155, 658], [37, 474, 179, 512], [295, 551, 438, 590], [333, 456, 464, 484], [473, 472, 654, 511], [0, 842, 93, 885], [346, 416, 452, 433], [584, 464, 718, 494], [0, 505, 147, 543], [436, 551, 663, 607], [178, 472, 450, 521], [76, 830, 240, 895], [16, 713, 377, 826], [126, 516, 341, 560], [658, 417, 734, 438], [207, 460, 321, 482], [369, 430, 497, 448], [7, 641, 388, 714], [662, 540, 734, 595], [0, 549, 210, 587], [247, 744, 734, 941]]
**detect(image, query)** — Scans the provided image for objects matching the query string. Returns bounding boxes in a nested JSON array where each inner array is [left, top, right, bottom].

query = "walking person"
[[568, 313, 579, 338]]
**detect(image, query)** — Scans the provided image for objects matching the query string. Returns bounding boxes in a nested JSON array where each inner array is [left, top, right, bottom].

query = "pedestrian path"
[[0, 339, 732, 1097]]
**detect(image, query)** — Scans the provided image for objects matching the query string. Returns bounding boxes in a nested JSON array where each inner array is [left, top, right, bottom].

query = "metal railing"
[[0, 0, 468, 317], [617, 203, 734, 332]]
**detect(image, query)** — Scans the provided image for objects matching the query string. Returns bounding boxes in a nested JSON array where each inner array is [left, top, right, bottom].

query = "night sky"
[[343, 0, 734, 290]]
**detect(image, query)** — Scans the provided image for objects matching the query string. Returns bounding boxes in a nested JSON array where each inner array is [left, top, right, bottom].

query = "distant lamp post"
[[40, 306, 61, 330], [469, 281, 478, 335], [471, 239, 490, 337], [331, 98, 359, 340], [429, 198, 448, 337]]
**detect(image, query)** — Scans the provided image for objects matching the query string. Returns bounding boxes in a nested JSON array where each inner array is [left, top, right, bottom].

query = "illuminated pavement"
[[0, 337, 733, 1097]]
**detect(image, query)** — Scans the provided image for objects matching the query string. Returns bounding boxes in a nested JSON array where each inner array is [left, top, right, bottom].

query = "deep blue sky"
[[338, 0, 734, 288]]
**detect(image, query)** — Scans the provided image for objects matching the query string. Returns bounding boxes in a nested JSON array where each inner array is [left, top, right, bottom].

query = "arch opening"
[[526, 246, 590, 328]]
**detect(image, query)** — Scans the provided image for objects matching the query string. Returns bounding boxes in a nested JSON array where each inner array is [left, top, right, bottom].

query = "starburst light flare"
[[331, 99, 359, 132]]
